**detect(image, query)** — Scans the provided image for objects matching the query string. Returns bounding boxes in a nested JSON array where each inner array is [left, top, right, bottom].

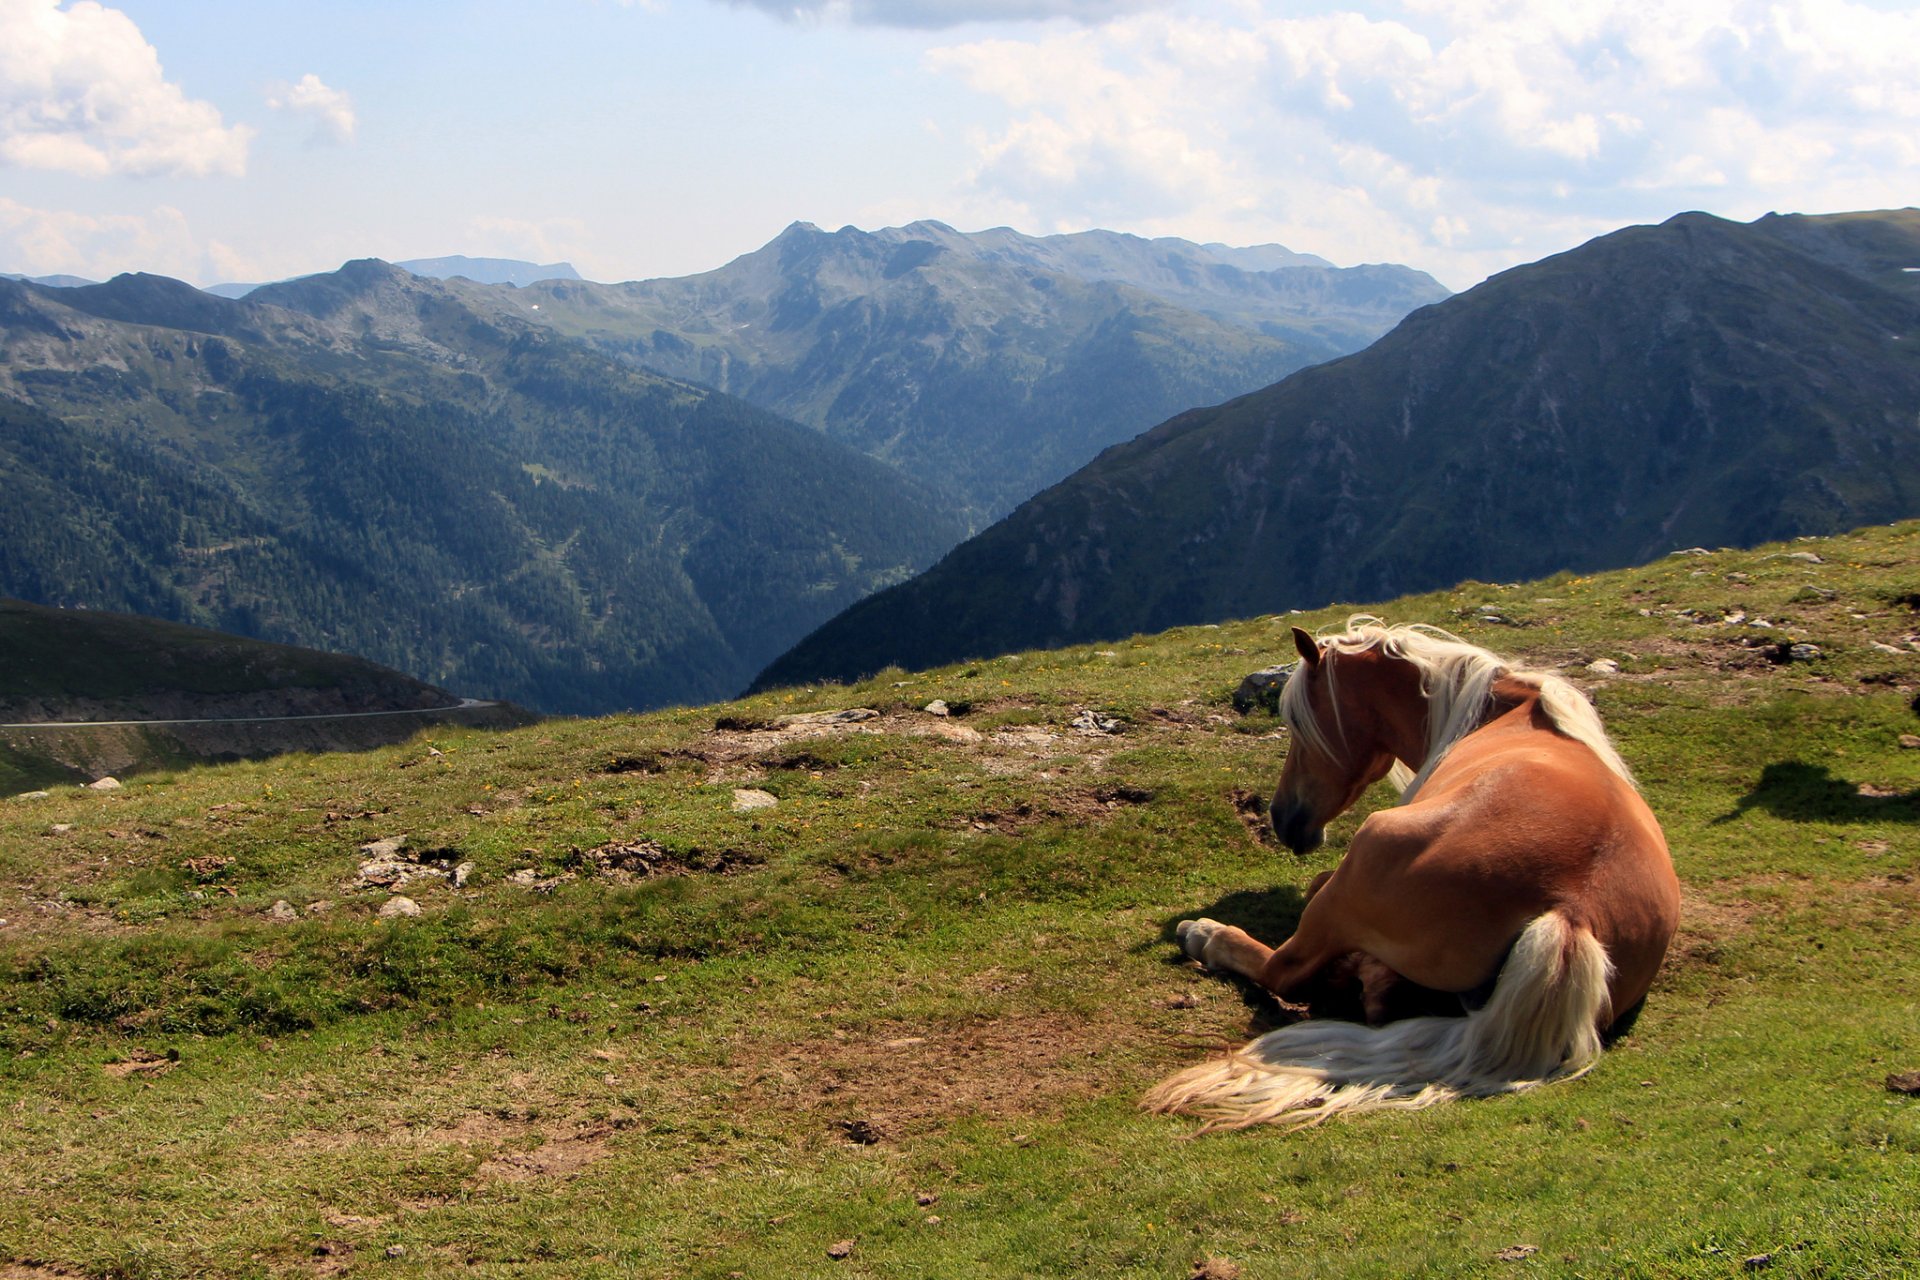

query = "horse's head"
[[1270, 626, 1416, 854]]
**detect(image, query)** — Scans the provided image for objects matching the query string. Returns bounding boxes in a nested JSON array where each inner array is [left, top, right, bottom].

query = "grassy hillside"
[[2, 522, 1917, 1278]]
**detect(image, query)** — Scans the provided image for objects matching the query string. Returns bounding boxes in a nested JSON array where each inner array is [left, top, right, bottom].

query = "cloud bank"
[[268, 73, 356, 146], [927, 0, 1920, 284], [719, 0, 1172, 29], [0, 0, 252, 178]]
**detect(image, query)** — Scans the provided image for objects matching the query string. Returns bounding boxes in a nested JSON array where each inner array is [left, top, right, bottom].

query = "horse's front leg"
[[1176, 918, 1276, 983]]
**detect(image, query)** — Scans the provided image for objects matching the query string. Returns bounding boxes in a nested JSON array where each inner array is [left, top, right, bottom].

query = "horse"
[[1143, 619, 1679, 1131]]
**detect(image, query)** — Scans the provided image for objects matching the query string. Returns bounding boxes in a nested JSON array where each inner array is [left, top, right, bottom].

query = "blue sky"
[[3, 0, 1917, 291]]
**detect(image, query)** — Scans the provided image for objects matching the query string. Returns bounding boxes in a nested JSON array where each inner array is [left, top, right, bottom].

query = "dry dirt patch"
[[739, 1012, 1118, 1141]]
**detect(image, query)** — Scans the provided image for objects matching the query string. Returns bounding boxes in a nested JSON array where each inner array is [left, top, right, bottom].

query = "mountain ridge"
[[755, 207, 1920, 691]]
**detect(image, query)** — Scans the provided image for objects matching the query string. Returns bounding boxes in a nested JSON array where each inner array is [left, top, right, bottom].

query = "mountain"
[[0, 272, 95, 288], [393, 255, 584, 287], [448, 220, 1448, 521], [754, 208, 1920, 691], [203, 256, 584, 300], [0, 598, 534, 792], [0, 264, 966, 714]]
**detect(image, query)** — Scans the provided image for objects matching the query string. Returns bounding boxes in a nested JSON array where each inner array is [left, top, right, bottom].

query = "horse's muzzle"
[[1273, 805, 1324, 855]]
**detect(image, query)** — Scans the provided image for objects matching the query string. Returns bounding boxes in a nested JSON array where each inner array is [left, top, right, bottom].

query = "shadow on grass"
[[1140, 884, 1312, 1036], [1713, 760, 1920, 825]]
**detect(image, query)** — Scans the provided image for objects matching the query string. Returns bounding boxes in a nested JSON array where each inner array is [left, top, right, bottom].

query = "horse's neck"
[[1402, 672, 1536, 769]]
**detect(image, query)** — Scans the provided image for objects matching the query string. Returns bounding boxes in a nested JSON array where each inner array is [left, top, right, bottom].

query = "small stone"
[[1887, 1070, 1920, 1095], [18, 791, 50, 800], [1899, 735, 1920, 750], [304, 900, 333, 915], [1070, 709, 1124, 734], [915, 1191, 939, 1206], [1494, 1245, 1539, 1262], [384, 1245, 407, 1259], [1784, 551, 1824, 564], [1788, 643, 1823, 662], [924, 1215, 942, 1226], [732, 788, 779, 813], [359, 835, 407, 859], [1669, 547, 1711, 557], [1872, 642, 1904, 654], [267, 900, 298, 922], [923, 699, 950, 717], [87, 777, 122, 791], [50, 823, 73, 834], [826, 1240, 854, 1261], [1742, 1255, 1773, 1272], [451, 861, 474, 888], [378, 896, 421, 919], [1586, 659, 1621, 676]]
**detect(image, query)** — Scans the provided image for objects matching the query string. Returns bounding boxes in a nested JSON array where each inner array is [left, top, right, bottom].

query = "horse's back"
[[1340, 721, 1677, 1005]]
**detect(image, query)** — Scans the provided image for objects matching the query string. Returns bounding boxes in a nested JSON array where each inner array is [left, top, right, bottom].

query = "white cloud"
[[267, 73, 356, 146], [718, 0, 1172, 29], [0, 0, 252, 178], [0, 196, 207, 280], [925, 0, 1920, 286]]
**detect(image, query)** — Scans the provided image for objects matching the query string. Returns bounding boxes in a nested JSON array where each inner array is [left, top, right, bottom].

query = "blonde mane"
[[1277, 616, 1635, 803]]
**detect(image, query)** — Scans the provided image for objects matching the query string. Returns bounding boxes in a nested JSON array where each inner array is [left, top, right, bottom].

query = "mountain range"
[[0, 265, 963, 714], [0, 222, 1442, 714], [444, 221, 1449, 520], [756, 208, 1920, 691]]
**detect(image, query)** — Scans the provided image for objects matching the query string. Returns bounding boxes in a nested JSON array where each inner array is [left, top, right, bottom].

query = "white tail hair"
[[1280, 617, 1635, 803], [1143, 913, 1613, 1132]]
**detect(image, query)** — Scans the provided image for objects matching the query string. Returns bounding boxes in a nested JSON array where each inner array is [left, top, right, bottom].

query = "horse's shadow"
[[1712, 760, 1920, 825]]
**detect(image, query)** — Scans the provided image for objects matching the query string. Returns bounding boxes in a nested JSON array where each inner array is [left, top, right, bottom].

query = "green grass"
[[3, 523, 1919, 1278]]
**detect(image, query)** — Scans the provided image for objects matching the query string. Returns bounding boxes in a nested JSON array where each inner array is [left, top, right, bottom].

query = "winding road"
[[1, 698, 500, 730]]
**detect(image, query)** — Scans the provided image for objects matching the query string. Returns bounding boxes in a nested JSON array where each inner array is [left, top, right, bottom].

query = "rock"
[[777, 708, 879, 728], [1899, 735, 1920, 750], [1669, 547, 1711, 557], [1886, 1071, 1920, 1094], [305, 900, 333, 915], [732, 788, 779, 812], [50, 823, 73, 834], [1232, 664, 1293, 714], [1586, 659, 1621, 676], [1494, 1245, 1539, 1262], [359, 835, 407, 859], [1789, 585, 1837, 603], [87, 777, 122, 791], [267, 900, 298, 922], [826, 1240, 854, 1261], [18, 791, 50, 801], [377, 896, 421, 919], [1070, 709, 1124, 734], [1788, 643, 1823, 662], [384, 1245, 407, 1260], [923, 699, 950, 717], [451, 861, 474, 888], [1872, 642, 1905, 655], [1784, 551, 1824, 564]]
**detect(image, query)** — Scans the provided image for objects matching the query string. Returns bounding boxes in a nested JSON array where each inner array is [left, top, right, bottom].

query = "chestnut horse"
[[1144, 620, 1678, 1130]]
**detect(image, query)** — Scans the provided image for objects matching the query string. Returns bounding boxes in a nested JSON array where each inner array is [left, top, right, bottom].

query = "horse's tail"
[[1142, 912, 1613, 1132]]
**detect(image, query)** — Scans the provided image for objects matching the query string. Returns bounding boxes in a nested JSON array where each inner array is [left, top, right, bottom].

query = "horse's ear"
[[1291, 626, 1322, 667]]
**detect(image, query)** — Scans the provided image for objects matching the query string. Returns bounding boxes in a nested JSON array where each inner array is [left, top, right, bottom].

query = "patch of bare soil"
[[569, 838, 760, 882], [960, 785, 1154, 834], [1, 1266, 93, 1279], [100, 1047, 177, 1079], [1229, 788, 1277, 847], [738, 1012, 1117, 1140], [474, 1119, 622, 1183]]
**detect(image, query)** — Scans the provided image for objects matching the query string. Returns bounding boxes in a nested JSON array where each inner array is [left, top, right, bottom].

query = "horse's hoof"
[[1178, 917, 1221, 961]]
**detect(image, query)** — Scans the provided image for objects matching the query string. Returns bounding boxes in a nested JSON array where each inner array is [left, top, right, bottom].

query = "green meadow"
[[3, 523, 1917, 1279]]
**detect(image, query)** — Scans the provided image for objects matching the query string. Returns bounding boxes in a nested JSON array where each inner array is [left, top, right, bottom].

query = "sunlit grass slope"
[[2, 522, 1917, 1278]]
